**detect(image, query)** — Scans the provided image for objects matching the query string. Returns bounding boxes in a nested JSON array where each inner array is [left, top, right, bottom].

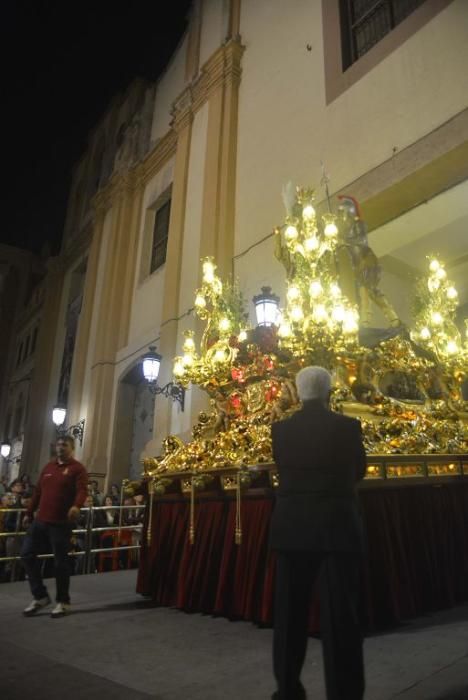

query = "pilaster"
[[185, 0, 202, 81], [66, 208, 106, 427], [83, 172, 143, 473], [21, 259, 65, 475], [199, 39, 244, 277], [151, 106, 193, 449]]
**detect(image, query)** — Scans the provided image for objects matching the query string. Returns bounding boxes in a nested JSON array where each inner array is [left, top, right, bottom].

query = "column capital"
[[201, 38, 245, 97], [171, 87, 195, 133], [171, 38, 246, 129], [137, 130, 177, 186], [92, 188, 113, 218]]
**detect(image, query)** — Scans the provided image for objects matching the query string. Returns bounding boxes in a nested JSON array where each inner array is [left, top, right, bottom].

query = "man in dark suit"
[[270, 366, 367, 700]]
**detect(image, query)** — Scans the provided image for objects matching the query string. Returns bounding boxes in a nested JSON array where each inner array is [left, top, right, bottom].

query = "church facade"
[[4, 0, 467, 486]]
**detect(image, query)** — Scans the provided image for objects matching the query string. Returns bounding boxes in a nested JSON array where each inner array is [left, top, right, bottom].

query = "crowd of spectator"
[[0, 474, 146, 582]]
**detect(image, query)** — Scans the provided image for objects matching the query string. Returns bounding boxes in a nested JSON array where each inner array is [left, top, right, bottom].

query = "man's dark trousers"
[[21, 519, 72, 603], [273, 550, 364, 700]]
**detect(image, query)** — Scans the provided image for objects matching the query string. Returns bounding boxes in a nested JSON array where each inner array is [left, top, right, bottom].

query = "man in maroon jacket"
[[21, 435, 88, 618]]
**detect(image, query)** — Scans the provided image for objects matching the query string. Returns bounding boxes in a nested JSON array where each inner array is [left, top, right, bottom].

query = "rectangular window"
[[150, 198, 171, 274], [340, 0, 427, 69]]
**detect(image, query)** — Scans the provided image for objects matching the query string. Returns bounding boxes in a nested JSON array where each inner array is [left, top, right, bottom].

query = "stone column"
[[83, 174, 143, 474], [66, 207, 106, 427], [150, 101, 193, 451], [228, 0, 242, 40], [199, 40, 244, 277], [217, 40, 243, 276], [116, 177, 145, 350]]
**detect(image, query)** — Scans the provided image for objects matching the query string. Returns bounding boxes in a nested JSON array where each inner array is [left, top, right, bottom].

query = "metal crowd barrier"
[[0, 504, 146, 583]]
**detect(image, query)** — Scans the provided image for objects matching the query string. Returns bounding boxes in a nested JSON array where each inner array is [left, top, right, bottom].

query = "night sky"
[[2, 0, 192, 255]]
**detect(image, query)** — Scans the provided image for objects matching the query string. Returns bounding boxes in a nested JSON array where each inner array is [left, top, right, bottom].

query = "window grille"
[[150, 198, 171, 274], [340, 0, 427, 69]]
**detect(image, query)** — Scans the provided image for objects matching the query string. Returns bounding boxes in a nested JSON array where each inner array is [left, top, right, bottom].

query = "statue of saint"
[[336, 195, 401, 328]]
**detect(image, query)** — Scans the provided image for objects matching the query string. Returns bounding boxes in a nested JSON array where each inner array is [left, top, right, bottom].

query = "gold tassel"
[[235, 471, 242, 545], [146, 479, 154, 545], [189, 476, 195, 544]]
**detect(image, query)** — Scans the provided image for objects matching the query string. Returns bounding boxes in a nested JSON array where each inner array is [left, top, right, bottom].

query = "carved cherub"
[[211, 391, 231, 433], [269, 378, 299, 422]]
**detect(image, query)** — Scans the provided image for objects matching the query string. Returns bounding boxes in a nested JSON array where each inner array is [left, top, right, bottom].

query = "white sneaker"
[[50, 602, 71, 618], [23, 595, 51, 616]]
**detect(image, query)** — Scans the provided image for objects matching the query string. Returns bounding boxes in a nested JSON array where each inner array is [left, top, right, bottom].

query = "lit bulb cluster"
[[279, 279, 359, 345], [279, 188, 340, 265], [173, 330, 197, 379], [173, 258, 248, 386], [411, 257, 465, 362], [275, 187, 359, 359]]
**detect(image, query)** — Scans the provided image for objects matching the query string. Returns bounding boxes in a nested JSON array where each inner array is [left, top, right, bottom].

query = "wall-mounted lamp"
[[1, 440, 11, 459], [253, 286, 280, 327], [142, 347, 161, 383], [52, 405, 67, 427], [67, 419, 86, 446], [52, 405, 85, 446], [142, 346, 185, 410]]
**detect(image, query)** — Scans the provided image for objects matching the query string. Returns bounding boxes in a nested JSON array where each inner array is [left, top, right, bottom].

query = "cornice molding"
[[108, 171, 137, 200], [92, 167, 140, 215], [139, 129, 178, 185], [202, 39, 245, 95], [60, 225, 93, 269], [168, 38, 245, 132], [171, 87, 195, 133], [93, 188, 113, 217]]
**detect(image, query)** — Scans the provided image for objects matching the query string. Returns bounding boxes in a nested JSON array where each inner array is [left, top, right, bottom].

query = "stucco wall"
[[128, 159, 176, 345], [199, 0, 230, 67], [151, 35, 189, 142], [234, 0, 468, 321]]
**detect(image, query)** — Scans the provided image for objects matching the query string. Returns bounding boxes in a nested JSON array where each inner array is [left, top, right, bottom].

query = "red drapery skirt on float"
[[137, 483, 468, 632]]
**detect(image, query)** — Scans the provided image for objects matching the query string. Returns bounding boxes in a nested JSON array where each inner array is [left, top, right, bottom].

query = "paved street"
[[1, 570, 467, 699]]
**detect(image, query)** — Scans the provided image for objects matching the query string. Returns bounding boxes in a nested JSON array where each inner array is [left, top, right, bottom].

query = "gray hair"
[[295, 366, 332, 402]]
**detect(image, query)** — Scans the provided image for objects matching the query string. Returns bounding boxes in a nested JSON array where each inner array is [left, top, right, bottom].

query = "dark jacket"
[[269, 399, 367, 553]]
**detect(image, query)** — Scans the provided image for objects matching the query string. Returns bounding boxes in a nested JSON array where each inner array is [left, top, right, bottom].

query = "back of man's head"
[[295, 366, 332, 403]]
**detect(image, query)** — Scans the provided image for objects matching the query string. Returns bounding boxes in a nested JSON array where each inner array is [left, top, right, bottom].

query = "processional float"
[[130, 183, 468, 544]]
